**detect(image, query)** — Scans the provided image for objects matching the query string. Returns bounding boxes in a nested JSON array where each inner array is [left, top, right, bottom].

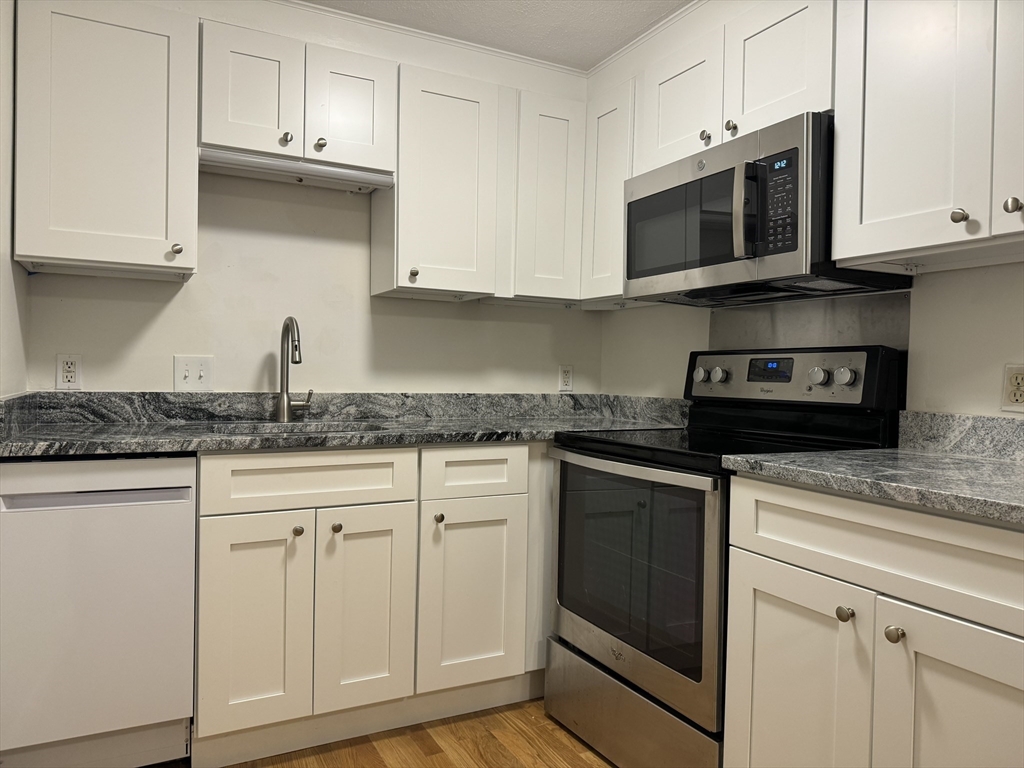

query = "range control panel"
[[689, 349, 870, 405]]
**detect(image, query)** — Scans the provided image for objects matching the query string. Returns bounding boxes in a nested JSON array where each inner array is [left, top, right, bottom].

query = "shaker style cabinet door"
[[397, 65, 502, 295], [722, 0, 834, 141], [416, 495, 528, 693], [581, 79, 634, 301], [200, 21, 305, 158], [832, 0, 996, 260], [991, 0, 1024, 237], [514, 91, 586, 300], [304, 44, 397, 171], [871, 597, 1024, 768], [196, 509, 315, 737], [14, 0, 198, 276], [723, 549, 876, 768], [313, 503, 417, 715], [635, 27, 724, 175]]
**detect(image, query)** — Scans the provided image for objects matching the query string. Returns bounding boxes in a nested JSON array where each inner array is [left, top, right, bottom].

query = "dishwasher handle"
[[1, 486, 192, 513]]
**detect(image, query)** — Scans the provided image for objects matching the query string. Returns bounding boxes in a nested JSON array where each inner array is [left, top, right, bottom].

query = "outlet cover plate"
[[559, 365, 573, 393], [1001, 363, 1024, 413], [174, 355, 215, 392], [56, 354, 82, 390]]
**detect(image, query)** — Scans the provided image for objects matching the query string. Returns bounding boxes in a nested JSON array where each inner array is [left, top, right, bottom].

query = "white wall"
[[907, 262, 1024, 418], [0, 0, 27, 398]]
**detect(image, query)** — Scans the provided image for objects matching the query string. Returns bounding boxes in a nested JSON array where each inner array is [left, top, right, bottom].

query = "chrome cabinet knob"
[[950, 208, 970, 223], [409, 267, 419, 278], [835, 606, 856, 623], [693, 366, 709, 383], [170, 243, 183, 255], [834, 366, 856, 387], [314, 137, 328, 149], [884, 625, 906, 644], [725, 119, 738, 132], [710, 366, 728, 383], [331, 522, 343, 534], [283, 131, 294, 143], [808, 367, 830, 386], [434, 513, 445, 524], [1004, 196, 1023, 213], [699, 129, 711, 142], [292, 525, 304, 537]]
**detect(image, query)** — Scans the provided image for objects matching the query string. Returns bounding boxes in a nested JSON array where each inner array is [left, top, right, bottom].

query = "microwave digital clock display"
[[770, 156, 793, 173]]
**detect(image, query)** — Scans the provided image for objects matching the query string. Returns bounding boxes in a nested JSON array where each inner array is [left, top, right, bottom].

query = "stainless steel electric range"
[[545, 345, 906, 768]]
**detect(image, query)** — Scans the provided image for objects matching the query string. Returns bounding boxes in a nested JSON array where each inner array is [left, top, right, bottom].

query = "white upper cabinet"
[[201, 21, 305, 158], [514, 92, 586, 300], [304, 44, 397, 171], [722, 0, 834, 141], [635, 28, 724, 174], [992, 0, 1024, 238], [384, 65, 506, 296], [581, 80, 634, 301], [871, 597, 1024, 768], [14, 0, 198, 280], [833, 0, 996, 260]]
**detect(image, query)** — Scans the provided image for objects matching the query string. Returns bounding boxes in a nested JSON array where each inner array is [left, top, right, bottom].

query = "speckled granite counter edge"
[[900, 410, 1024, 461]]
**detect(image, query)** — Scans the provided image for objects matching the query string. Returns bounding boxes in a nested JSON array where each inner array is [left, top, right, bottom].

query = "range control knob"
[[693, 366, 709, 383], [834, 366, 857, 387], [808, 366, 830, 386], [710, 367, 729, 384]]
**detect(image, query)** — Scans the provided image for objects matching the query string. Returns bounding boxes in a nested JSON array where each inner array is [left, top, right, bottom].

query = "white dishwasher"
[[0, 457, 196, 767]]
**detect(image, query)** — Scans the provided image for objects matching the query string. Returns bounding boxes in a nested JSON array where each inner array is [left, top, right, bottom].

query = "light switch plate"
[[1001, 363, 1024, 413], [174, 355, 214, 391]]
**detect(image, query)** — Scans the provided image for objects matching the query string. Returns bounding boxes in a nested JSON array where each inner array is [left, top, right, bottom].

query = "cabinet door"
[[417, 495, 528, 693], [872, 597, 1024, 768], [992, 0, 1024, 237], [581, 80, 634, 301], [724, 549, 876, 768], [200, 21, 304, 157], [197, 509, 314, 737], [514, 92, 585, 300], [397, 65, 502, 294], [833, 0, 996, 260], [722, 0, 834, 141], [304, 44, 397, 171], [14, 0, 198, 274], [635, 28, 724, 174], [313, 503, 417, 715]]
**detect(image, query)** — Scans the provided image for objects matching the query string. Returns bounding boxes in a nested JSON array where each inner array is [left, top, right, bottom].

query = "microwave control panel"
[[764, 148, 798, 254]]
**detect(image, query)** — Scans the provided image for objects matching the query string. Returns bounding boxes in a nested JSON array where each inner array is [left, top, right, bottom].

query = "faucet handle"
[[291, 389, 314, 411]]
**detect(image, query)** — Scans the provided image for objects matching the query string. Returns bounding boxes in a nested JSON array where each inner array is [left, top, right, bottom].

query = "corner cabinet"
[[14, 0, 199, 281]]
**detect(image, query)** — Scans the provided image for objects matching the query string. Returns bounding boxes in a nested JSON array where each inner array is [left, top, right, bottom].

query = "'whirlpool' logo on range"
[[760, 387, 775, 394]]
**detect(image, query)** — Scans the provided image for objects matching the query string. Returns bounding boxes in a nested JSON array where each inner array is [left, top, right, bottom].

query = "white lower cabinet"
[[416, 494, 529, 693], [197, 509, 315, 738], [872, 597, 1024, 768], [313, 503, 417, 715]]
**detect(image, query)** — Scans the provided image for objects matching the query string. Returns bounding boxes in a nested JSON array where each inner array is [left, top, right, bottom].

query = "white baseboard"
[[191, 670, 545, 768]]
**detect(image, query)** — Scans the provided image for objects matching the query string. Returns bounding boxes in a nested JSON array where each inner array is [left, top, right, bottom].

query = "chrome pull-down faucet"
[[276, 316, 313, 423]]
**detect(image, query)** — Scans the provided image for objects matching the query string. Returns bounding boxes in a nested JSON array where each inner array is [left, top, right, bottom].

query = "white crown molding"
[[586, 0, 707, 77], [269, 0, 589, 77]]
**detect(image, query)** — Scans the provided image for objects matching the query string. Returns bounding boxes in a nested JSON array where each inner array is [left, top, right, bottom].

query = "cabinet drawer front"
[[730, 477, 1024, 637], [200, 449, 418, 515], [420, 444, 528, 500]]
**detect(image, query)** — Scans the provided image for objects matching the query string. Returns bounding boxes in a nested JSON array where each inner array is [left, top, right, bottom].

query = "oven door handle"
[[732, 161, 753, 259], [549, 447, 717, 492]]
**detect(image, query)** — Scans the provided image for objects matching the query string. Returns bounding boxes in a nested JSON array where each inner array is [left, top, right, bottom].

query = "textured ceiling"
[[302, 0, 692, 70]]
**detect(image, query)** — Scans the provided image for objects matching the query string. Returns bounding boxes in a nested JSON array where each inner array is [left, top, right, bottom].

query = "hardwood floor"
[[227, 699, 613, 768]]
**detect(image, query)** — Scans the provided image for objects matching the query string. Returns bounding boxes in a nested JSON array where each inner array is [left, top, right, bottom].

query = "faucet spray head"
[[291, 340, 302, 365]]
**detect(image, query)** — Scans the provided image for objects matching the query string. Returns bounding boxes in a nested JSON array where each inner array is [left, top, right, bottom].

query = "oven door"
[[623, 132, 764, 301], [549, 448, 724, 733]]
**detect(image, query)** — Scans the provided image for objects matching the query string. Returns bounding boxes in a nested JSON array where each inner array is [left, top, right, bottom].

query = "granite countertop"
[[723, 449, 1024, 527], [0, 416, 679, 457]]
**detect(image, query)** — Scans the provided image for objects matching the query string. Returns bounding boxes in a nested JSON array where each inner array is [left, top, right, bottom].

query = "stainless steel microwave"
[[622, 112, 911, 306]]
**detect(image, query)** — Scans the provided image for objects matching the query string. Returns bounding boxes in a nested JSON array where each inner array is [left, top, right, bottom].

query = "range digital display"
[[748, 357, 794, 382]]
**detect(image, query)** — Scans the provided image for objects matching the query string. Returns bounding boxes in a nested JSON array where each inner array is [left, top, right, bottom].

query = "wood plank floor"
[[227, 699, 613, 768]]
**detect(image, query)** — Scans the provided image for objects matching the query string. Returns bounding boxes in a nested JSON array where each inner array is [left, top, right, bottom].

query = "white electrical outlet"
[[56, 354, 82, 390], [173, 355, 215, 392], [559, 365, 573, 392], [1002, 364, 1024, 413]]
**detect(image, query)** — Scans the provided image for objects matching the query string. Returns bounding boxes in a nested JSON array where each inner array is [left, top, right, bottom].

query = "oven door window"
[[626, 167, 759, 278], [558, 462, 706, 682]]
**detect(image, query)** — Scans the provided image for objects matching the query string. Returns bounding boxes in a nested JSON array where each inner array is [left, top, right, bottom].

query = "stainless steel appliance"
[[546, 345, 906, 768], [622, 113, 912, 306]]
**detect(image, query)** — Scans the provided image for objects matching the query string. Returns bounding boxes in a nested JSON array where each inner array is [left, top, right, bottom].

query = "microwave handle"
[[732, 161, 755, 259]]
